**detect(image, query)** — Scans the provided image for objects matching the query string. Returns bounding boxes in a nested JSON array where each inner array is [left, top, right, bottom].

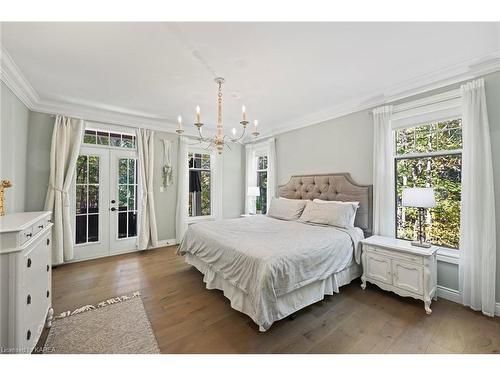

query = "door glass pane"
[[75, 216, 87, 244], [118, 185, 128, 211], [110, 133, 122, 147], [128, 159, 135, 184], [76, 155, 87, 184], [96, 131, 109, 145], [128, 212, 137, 237], [128, 185, 135, 210], [88, 215, 99, 242], [88, 185, 99, 213], [76, 185, 87, 214], [122, 134, 134, 148], [84, 130, 96, 144], [88, 156, 99, 183], [118, 212, 127, 238], [119, 159, 128, 184]]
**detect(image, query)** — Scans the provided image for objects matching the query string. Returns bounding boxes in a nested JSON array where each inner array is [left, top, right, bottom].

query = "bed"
[[177, 173, 373, 331]]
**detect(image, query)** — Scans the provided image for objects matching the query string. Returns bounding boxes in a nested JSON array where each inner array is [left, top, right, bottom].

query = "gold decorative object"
[[0, 179, 13, 216]]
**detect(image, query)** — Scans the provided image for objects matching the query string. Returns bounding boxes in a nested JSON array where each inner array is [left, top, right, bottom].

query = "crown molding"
[[0, 45, 40, 108], [247, 50, 500, 143], [2, 44, 499, 141]]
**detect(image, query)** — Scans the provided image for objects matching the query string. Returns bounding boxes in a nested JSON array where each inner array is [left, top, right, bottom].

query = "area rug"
[[43, 291, 160, 354]]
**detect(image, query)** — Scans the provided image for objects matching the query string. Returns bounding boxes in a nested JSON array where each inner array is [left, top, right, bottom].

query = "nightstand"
[[360, 235, 438, 314]]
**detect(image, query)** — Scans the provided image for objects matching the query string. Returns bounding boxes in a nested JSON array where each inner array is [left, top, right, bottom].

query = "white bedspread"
[[177, 215, 364, 327]]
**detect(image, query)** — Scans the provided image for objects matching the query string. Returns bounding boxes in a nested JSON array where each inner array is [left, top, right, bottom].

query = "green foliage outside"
[[396, 119, 462, 249]]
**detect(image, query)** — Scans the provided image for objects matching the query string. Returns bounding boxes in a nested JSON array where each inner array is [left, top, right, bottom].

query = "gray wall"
[[25, 111, 54, 211], [273, 70, 500, 302], [21, 112, 245, 242], [0, 82, 30, 213]]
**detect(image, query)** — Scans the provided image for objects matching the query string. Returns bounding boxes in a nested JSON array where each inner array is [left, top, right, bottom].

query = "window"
[[83, 128, 136, 149], [75, 154, 100, 244], [188, 152, 211, 217], [395, 118, 462, 249], [256, 155, 268, 214]]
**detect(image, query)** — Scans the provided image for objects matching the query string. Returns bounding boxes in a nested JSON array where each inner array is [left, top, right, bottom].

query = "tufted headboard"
[[278, 173, 373, 236]]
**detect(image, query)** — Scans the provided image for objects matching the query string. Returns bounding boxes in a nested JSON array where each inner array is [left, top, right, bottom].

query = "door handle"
[[110, 207, 117, 212]]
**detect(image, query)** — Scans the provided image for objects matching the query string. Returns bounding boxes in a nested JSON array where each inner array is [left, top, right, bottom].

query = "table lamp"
[[402, 187, 436, 248]]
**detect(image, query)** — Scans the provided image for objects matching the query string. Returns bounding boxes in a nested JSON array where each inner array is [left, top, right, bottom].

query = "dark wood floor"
[[47, 246, 500, 353]]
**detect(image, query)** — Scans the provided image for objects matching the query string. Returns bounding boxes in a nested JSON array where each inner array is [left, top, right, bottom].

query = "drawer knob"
[[38, 224, 44, 229], [27, 330, 31, 340], [27, 258, 32, 268], [47, 290, 50, 298], [47, 238, 50, 246], [26, 233, 32, 238], [27, 294, 31, 305], [47, 265, 50, 272]]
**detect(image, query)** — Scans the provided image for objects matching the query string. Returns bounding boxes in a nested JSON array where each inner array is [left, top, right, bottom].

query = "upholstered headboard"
[[278, 173, 373, 236]]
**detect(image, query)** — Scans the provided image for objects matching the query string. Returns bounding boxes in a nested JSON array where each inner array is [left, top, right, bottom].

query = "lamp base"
[[411, 241, 432, 248]]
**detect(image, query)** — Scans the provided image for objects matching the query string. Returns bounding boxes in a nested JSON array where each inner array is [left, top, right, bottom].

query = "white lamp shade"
[[402, 188, 436, 208], [247, 186, 260, 197]]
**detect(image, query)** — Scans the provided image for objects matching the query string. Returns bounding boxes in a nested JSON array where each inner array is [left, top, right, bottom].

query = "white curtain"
[[136, 128, 158, 250], [459, 78, 496, 316], [175, 136, 189, 243], [44, 115, 84, 265], [267, 138, 277, 203], [244, 144, 257, 214], [372, 105, 395, 237]]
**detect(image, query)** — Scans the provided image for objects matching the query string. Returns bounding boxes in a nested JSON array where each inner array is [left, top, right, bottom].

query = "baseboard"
[[156, 238, 178, 248], [437, 285, 462, 304], [437, 285, 500, 317]]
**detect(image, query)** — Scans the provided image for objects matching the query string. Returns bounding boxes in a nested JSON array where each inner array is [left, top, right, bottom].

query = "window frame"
[[393, 116, 463, 254], [256, 154, 268, 214], [187, 147, 215, 223]]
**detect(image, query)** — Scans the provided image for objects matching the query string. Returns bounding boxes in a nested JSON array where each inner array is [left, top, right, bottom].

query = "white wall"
[[0, 82, 29, 213]]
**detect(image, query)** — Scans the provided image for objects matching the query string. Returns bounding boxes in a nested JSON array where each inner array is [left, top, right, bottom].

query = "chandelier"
[[175, 77, 259, 154]]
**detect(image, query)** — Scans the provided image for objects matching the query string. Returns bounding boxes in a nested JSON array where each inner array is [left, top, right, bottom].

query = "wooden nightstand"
[[360, 235, 438, 314]]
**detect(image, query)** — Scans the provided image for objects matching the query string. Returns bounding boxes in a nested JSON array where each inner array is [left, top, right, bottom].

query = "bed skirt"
[[184, 253, 362, 332]]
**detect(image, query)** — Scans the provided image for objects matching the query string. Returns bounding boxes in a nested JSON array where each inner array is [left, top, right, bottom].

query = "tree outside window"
[[395, 118, 462, 249], [257, 155, 268, 214]]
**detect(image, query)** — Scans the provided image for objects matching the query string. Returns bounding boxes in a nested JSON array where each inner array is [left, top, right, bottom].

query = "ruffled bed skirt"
[[185, 253, 362, 331]]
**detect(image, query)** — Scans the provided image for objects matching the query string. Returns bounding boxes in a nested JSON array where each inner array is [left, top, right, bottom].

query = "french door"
[[71, 146, 140, 261]]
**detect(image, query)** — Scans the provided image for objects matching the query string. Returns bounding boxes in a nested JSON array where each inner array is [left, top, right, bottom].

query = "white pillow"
[[299, 200, 358, 229], [267, 197, 307, 221], [313, 199, 359, 227]]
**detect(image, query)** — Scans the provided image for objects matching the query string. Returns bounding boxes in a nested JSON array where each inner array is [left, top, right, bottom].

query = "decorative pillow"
[[313, 199, 359, 227], [267, 197, 307, 221], [299, 200, 358, 229]]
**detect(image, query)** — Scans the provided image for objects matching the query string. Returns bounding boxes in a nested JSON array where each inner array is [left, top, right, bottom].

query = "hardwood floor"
[[46, 246, 500, 354]]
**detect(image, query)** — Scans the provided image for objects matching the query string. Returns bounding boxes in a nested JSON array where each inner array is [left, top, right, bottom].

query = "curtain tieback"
[[48, 184, 71, 207]]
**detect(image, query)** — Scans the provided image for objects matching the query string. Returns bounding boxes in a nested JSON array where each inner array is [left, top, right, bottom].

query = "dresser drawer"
[[23, 232, 51, 288], [363, 244, 423, 265], [365, 252, 392, 284], [31, 218, 48, 236], [20, 227, 34, 246]]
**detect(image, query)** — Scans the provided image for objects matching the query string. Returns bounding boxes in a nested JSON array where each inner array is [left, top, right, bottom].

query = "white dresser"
[[360, 235, 438, 314], [0, 211, 53, 354]]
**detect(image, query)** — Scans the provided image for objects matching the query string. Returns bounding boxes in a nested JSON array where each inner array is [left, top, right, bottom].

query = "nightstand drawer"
[[364, 244, 423, 265], [392, 260, 424, 295], [365, 253, 392, 284]]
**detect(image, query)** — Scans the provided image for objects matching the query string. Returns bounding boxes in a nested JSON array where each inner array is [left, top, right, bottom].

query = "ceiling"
[[1, 22, 499, 139]]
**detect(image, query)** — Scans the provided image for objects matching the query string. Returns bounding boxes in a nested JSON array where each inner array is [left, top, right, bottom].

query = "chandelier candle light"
[[176, 77, 259, 154]]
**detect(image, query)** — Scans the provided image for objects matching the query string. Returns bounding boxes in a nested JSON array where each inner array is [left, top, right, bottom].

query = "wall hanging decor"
[[0, 179, 13, 216], [161, 139, 173, 190]]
